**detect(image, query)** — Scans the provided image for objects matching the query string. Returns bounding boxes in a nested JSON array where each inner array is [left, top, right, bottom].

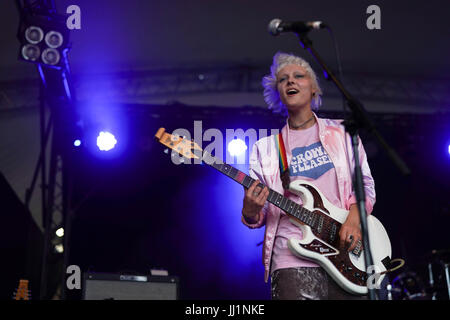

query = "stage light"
[[55, 228, 64, 238], [448, 144, 450, 156], [54, 244, 64, 253], [17, 12, 69, 69], [41, 48, 60, 65], [21, 44, 40, 61], [228, 138, 247, 156], [73, 139, 81, 147], [24, 26, 44, 44], [97, 131, 117, 151], [44, 31, 63, 48]]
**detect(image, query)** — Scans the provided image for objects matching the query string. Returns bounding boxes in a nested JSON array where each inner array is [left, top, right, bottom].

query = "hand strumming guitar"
[[339, 204, 362, 252]]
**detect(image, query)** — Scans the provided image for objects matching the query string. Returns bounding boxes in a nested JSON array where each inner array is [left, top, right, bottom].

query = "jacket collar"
[[281, 111, 324, 155]]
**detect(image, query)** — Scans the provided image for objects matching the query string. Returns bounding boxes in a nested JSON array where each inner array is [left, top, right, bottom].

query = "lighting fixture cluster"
[[17, 14, 69, 68]]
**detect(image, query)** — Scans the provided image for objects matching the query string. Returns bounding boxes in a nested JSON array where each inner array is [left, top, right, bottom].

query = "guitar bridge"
[[329, 223, 338, 243]]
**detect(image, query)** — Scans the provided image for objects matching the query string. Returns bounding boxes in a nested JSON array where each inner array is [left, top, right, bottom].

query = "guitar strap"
[[274, 132, 291, 191]]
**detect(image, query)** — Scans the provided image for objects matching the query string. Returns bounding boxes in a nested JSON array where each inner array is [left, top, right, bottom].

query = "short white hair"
[[262, 52, 323, 115]]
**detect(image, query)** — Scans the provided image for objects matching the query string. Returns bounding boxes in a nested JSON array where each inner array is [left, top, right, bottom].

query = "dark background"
[[0, 0, 449, 300]]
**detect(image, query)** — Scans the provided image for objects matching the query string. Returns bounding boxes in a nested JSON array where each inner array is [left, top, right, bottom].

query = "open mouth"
[[286, 88, 299, 96]]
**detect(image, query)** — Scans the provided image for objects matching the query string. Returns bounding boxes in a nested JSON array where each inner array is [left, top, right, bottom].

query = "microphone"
[[268, 18, 327, 36]]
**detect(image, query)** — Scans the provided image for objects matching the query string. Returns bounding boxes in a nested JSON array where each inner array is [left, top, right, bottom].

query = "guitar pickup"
[[329, 223, 337, 242], [316, 215, 324, 234]]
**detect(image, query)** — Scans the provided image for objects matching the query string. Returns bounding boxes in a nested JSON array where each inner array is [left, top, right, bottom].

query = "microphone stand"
[[294, 31, 410, 300]]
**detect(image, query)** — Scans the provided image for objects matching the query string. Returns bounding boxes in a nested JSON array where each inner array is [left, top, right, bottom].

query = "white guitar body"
[[286, 180, 392, 295]]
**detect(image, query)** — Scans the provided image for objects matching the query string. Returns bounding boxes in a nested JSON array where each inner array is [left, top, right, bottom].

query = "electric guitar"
[[155, 128, 392, 295]]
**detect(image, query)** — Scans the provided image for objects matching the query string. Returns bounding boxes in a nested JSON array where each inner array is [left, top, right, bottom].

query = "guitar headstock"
[[13, 279, 31, 300], [154, 128, 203, 160]]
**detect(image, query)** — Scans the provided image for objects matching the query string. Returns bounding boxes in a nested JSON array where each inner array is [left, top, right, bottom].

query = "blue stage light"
[[227, 138, 247, 157], [73, 139, 81, 147], [96, 131, 117, 151]]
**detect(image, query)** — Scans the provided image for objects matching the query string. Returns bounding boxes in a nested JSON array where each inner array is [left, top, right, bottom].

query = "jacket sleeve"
[[347, 135, 376, 215], [241, 140, 269, 229]]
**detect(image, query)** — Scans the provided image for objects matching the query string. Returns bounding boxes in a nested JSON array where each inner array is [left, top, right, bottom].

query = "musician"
[[241, 52, 375, 300]]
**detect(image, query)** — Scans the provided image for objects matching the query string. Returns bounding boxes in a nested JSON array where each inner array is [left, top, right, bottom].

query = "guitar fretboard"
[[203, 151, 324, 230]]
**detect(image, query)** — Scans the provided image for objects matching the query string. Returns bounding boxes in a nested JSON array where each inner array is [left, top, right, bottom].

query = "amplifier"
[[82, 272, 179, 300]]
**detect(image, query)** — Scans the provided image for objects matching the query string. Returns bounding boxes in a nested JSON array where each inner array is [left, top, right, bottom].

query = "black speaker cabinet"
[[82, 272, 179, 300]]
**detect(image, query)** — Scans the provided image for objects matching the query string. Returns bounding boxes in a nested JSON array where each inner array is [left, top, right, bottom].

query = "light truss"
[[1, 65, 449, 113]]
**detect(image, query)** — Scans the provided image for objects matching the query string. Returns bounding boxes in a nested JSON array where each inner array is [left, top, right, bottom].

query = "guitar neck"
[[203, 151, 317, 227], [153, 128, 323, 230]]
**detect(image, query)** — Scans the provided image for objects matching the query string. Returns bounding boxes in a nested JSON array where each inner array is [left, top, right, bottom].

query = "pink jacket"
[[241, 113, 376, 282]]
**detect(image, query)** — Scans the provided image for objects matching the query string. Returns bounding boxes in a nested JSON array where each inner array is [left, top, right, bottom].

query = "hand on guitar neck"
[[242, 180, 269, 224]]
